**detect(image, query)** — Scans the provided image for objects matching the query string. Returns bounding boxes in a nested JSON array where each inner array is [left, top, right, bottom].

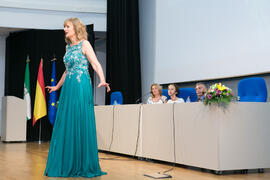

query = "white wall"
[[0, 0, 106, 13], [0, 35, 6, 135], [0, 0, 107, 31], [139, 0, 157, 102]]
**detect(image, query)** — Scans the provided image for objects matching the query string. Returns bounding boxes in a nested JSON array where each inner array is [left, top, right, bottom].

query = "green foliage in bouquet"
[[204, 83, 235, 105]]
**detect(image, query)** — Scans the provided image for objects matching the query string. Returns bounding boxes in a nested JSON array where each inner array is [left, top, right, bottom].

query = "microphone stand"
[[135, 92, 150, 104]]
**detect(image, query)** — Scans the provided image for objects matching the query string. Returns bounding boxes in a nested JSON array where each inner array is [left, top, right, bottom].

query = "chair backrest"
[[110, 91, 123, 105], [237, 77, 267, 102], [178, 88, 198, 102], [162, 89, 170, 99]]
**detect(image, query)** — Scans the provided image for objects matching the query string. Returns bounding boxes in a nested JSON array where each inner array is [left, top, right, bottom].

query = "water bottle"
[[186, 96, 191, 103]]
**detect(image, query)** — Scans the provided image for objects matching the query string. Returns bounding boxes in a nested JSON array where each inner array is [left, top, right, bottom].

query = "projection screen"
[[155, 0, 270, 84]]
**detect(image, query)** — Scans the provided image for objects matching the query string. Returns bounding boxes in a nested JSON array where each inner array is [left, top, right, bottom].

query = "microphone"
[[135, 92, 151, 104], [161, 96, 166, 103]]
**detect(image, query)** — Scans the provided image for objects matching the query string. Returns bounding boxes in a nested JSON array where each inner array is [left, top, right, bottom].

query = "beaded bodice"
[[63, 41, 89, 82]]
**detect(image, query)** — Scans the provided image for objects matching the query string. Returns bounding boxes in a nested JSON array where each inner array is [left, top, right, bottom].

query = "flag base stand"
[[144, 173, 172, 179]]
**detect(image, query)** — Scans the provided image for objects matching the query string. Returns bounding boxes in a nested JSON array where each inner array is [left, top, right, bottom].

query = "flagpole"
[[38, 58, 43, 144], [39, 58, 43, 144], [39, 119, 42, 144]]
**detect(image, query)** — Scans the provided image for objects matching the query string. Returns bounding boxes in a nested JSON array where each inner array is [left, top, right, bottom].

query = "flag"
[[48, 59, 58, 125], [24, 57, 31, 120], [33, 59, 47, 126]]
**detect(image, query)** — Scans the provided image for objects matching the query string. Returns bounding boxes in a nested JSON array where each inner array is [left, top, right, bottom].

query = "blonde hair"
[[64, 17, 88, 44], [150, 83, 163, 98]]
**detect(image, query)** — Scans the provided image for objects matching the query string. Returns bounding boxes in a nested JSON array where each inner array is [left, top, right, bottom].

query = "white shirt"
[[147, 96, 167, 104], [167, 98, 185, 104]]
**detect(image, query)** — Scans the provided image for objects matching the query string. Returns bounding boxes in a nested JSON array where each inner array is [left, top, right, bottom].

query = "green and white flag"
[[24, 58, 31, 120]]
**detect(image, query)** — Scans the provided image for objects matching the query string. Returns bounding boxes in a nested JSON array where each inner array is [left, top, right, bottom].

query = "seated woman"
[[147, 83, 167, 104], [167, 84, 184, 103]]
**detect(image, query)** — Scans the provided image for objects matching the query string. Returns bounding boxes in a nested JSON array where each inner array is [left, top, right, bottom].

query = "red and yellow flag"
[[33, 59, 47, 126]]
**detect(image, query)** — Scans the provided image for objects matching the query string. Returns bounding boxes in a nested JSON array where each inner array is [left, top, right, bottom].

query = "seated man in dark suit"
[[195, 82, 207, 102]]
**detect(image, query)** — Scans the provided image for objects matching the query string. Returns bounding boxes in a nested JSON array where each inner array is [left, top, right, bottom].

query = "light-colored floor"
[[0, 142, 269, 180]]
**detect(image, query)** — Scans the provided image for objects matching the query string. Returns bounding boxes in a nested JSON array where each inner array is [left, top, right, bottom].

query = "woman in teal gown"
[[44, 17, 110, 178]]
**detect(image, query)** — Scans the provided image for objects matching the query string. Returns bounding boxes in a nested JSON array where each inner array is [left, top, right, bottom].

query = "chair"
[[162, 89, 170, 99], [110, 91, 123, 105], [237, 77, 267, 102], [178, 88, 198, 102]]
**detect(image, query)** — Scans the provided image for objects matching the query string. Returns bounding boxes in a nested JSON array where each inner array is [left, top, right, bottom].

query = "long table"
[[94, 103, 270, 171]]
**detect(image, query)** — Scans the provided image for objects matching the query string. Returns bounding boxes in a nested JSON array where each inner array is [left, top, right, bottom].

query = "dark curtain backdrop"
[[5, 25, 94, 141], [106, 0, 141, 104]]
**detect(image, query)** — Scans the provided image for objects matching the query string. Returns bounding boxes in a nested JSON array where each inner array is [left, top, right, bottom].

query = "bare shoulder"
[[82, 40, 92, 48], [81, 40, 89, 54], [82, 40, 94, 54]]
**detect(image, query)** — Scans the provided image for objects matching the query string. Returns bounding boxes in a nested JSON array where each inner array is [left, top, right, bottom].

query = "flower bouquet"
[[204, 83, 235, 105]]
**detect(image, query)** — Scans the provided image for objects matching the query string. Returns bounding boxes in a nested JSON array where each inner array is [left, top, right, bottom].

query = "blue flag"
[[48, 60, 58, 125]]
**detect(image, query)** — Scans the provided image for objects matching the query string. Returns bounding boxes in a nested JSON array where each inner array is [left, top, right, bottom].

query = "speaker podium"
[[1, 96, 27, 142]]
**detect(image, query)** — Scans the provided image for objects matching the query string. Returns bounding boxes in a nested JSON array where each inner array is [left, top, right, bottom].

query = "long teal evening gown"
[[44, 41, 106, 178]]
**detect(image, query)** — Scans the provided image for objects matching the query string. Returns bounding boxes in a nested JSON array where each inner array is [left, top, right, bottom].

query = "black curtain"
[[5, 25, 94, 141], [106, 0, 141, 104]]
